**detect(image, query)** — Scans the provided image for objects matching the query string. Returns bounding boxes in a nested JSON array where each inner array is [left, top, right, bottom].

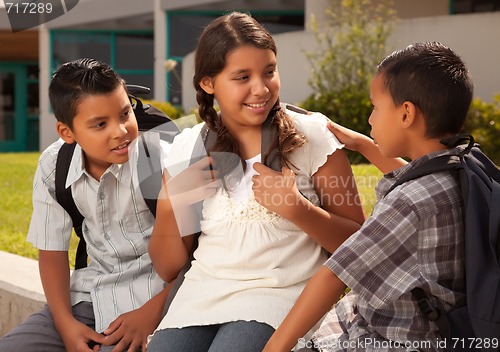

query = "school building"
[[0, 0, 499, 152]]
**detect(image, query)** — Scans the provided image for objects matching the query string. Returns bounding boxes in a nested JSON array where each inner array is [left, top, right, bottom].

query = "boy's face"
[[368, 73, 407, 158], [57, 85, 139, 180]]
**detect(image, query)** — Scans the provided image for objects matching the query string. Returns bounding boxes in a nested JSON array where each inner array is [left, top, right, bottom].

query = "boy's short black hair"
[[49, 58, 127, 129], [377, 42, 474, 138]]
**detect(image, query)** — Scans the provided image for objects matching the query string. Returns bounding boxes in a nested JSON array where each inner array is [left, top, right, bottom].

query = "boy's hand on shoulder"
[[252, 162, 302, 219], [326, 120, 367, 152]]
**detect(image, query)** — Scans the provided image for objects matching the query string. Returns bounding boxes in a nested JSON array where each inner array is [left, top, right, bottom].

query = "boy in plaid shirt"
[[264, 42, 473, 352]]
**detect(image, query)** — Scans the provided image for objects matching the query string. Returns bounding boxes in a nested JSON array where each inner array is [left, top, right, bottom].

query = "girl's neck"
[[228, 125, 262, 160]]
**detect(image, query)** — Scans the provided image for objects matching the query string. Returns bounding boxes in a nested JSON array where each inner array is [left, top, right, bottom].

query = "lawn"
[[0, 152, 382, 266]]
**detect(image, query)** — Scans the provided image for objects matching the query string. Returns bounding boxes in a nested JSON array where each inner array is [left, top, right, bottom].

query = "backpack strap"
[[385, 153, 462, 196], [55, 142, 87, 270], [137, 133, 163, 217], [411, 287, 451, 341]]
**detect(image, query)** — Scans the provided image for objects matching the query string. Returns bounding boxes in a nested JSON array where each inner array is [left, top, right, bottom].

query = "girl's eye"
[[95, 121, 107, 128], [235, 75, 249, 81]]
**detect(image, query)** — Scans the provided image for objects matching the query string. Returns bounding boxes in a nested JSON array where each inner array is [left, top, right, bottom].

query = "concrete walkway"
[[0, 250, 46, 337]]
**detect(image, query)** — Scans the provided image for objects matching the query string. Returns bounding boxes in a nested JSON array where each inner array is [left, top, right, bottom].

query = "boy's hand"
[[58, 319, 105, 352], [252, 162, 302, 219], [326, 120, 367, 152], [101, 298, 163, 352]]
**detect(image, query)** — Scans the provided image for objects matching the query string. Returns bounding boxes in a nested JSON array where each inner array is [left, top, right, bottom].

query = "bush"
[[301, 90, 372, 164], [301, 0, 396, 164], [141, 100, 185, 120], [464, 95, 500, 165]]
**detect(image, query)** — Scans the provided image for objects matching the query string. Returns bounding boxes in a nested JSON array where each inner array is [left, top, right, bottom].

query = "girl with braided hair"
[[148, 11, 365, 352]]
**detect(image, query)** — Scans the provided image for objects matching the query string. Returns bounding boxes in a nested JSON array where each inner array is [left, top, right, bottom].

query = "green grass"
[[0, 152, 383, 263], [0, 152, 79, 265]]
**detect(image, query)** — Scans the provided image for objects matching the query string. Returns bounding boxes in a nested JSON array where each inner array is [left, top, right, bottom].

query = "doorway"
[[0, 63, 39, 152]]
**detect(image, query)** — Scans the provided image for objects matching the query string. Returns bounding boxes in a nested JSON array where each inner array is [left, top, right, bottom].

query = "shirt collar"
[[65, 142, 135, 188], [377, 148, 460, 196]]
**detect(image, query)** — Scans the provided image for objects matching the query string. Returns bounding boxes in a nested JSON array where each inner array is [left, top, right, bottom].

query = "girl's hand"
[[165, 156, 221, 206], [252, 162, 302, 219]]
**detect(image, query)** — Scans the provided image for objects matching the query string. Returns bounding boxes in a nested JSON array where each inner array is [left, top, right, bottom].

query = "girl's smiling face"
[[200, 45, 280, 134]]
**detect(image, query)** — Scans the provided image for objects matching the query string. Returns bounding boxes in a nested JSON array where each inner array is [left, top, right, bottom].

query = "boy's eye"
[[94, 121, 107, 128]]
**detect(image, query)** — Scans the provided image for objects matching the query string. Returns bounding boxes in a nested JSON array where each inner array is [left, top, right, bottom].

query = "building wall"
[[181, 11, 500, 113], [37, 0, 500, 150]]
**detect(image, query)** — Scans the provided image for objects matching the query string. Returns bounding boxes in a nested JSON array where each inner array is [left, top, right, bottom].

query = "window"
[[452, 0, 500, 13], [51, 30, 154, 96]]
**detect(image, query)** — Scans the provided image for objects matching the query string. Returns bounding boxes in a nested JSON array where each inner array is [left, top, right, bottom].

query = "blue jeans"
[[147, 320, 275, 352]]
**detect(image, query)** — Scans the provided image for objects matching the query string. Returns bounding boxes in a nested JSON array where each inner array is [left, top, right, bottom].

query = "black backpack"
[[55, 85, 179, 270], [385, 135, 500, 351]]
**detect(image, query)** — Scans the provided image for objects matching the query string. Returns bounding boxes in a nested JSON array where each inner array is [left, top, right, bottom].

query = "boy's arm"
[[263, 266, 346, 352], [38, 250, 105, 352], [101, 280, 175, 352], [327, 120, 407, 173]]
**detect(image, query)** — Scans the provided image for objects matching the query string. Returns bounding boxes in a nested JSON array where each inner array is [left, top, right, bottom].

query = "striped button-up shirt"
[[313, 149, 465, 352], [27, 135, 170, 332]]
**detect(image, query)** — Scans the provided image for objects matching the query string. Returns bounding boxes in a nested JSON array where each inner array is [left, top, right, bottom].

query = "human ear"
[[56, 121, 76, 144], [199, 76, 215, 95], [400, 101, 417, 128]]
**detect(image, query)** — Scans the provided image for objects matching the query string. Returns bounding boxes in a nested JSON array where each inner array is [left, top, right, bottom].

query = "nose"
[[113, 122, 128, 139], [368, 111, 374, 126], [251, 78, 269, 96]]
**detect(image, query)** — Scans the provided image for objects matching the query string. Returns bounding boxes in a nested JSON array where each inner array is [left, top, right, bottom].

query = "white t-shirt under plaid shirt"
[[313, 149, 466, 352], [27, 135, 170, 333]]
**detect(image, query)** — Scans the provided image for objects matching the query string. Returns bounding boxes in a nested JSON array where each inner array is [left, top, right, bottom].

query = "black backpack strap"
[[385, 154, 462, 196], [55, 142, 87, 270], [137, 133, 163, 217], [411, 287, 451, 341]]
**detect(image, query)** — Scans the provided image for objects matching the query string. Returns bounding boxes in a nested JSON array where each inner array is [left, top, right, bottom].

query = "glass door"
[[0, 65, 26, 152]]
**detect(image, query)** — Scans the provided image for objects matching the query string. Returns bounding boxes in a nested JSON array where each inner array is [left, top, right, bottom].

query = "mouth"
[[112, 140, 131, 152], [244, 100, 268, 109]]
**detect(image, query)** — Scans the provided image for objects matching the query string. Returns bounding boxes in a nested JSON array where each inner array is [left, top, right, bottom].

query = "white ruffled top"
[[155, 108, 344, 335]]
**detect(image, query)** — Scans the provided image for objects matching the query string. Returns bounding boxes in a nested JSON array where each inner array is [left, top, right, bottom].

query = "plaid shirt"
[[313, 149, 465, 352]]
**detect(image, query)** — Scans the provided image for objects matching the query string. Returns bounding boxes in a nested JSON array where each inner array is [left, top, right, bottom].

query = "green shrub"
[[463, 95, 500, 165], [141, 99, 185, 120], [301, 90, 373, 164], [301, 0, 395, 164]]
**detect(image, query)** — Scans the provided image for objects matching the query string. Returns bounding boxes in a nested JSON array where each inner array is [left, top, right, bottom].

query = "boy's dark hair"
[[377, 42, 474, 138], [49, 58, 127, 129]]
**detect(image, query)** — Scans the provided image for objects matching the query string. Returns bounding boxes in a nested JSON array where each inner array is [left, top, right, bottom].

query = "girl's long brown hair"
[[193, 12, 306, 177]]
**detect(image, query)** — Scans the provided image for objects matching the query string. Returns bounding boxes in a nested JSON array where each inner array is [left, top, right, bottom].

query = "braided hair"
[[193, 12, 306, 178]]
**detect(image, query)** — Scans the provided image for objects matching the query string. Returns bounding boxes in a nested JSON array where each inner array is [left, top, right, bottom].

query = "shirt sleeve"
[[163, 123, 205, 177], [26, 140, 73, 251], [325, 196, 421, 309], [288, 111, 344, 176]]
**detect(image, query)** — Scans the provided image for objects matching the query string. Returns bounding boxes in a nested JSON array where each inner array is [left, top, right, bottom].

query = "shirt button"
[[99, 192, 105, 199], [104, 233, 110, 240]]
